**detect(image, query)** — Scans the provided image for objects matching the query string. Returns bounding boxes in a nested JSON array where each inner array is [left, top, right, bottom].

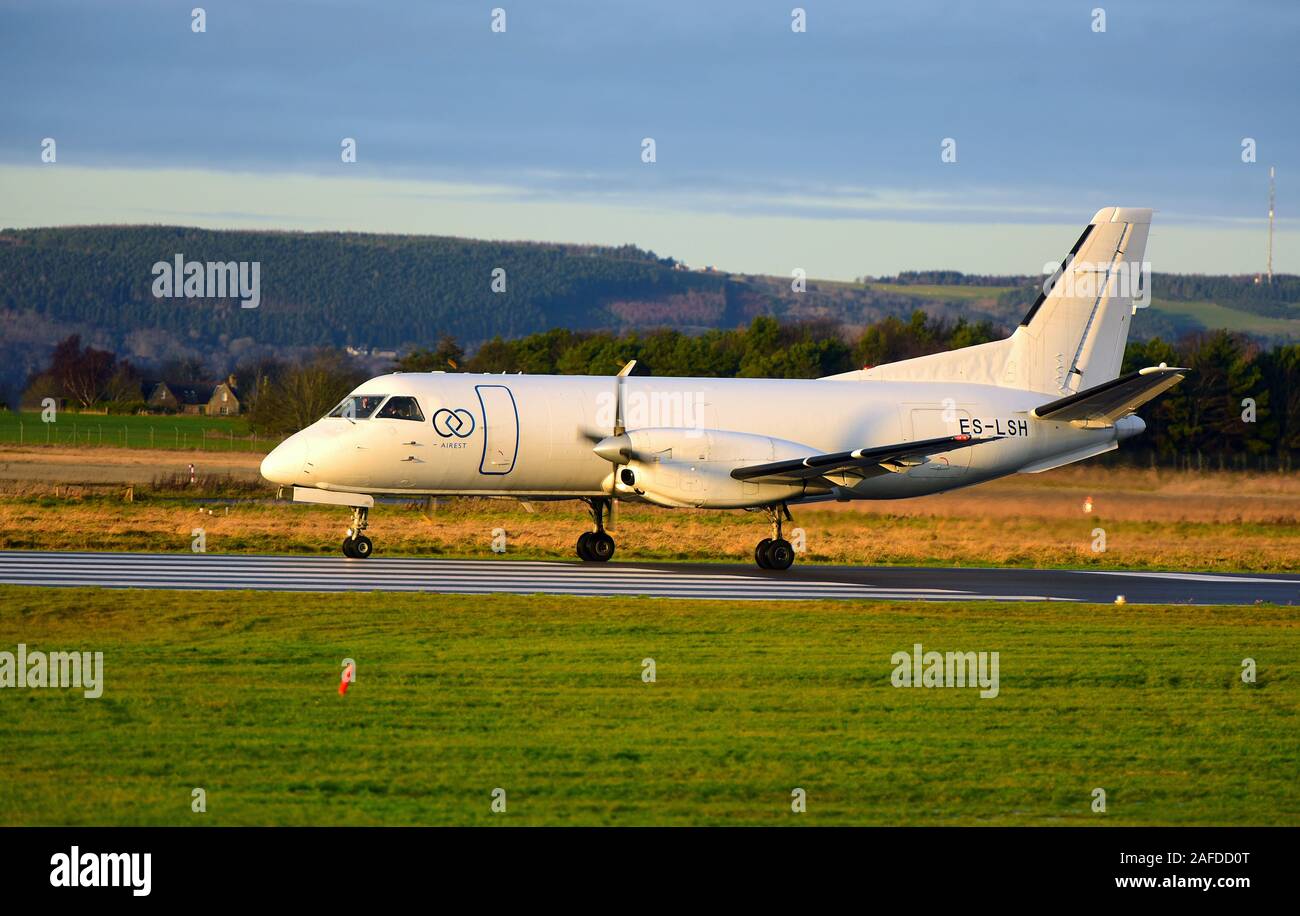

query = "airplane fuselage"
[[261, 372, 1140, 507]]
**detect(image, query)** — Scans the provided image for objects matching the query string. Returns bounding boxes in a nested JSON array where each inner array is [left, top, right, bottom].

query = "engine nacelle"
[[595, 427, 826, 508]]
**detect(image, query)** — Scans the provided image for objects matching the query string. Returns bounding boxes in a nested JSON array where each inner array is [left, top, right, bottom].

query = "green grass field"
[[1149, 298, 1300, 339], [0, 411, 268, 452], [0, 585, 1294, 826], [866, 282, 1017, 301], [857, 284, 1300, 340]]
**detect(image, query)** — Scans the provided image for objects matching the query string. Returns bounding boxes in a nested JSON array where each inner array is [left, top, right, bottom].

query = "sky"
[[0, 0, 1296, 279]]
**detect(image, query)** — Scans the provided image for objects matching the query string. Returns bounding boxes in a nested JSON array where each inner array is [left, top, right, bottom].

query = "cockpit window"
[[375, 396, 425, 421], [327, 394, 387, 420]]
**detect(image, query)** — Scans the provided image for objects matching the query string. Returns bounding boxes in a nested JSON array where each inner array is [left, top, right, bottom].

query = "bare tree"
[[249, 351, 365, 435], [46, 335, 118, 408]]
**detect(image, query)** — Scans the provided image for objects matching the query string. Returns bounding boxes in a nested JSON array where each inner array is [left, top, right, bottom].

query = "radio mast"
[[1267, 165, 1275, 284]]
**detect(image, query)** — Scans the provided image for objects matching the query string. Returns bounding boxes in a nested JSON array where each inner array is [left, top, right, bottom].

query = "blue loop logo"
[[432, 408, 476, 438]]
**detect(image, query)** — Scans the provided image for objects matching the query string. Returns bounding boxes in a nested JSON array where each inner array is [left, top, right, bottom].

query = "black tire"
[[352, 535, 374, 559], [589, 532, 616, 562], [754, 537, 773, 569], [342, 537, 357, 558], [767, 538, 795, 570], [576, 531, 595, 561]]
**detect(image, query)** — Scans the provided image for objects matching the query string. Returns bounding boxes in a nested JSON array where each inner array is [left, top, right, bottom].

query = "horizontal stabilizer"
[[1031, 365, 1187, 424], [730, 434, 1000, 483]]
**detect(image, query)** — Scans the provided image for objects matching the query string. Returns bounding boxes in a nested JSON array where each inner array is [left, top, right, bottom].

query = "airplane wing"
[[730, 434, 1000, 483], [1031, 365, 1187, 425]]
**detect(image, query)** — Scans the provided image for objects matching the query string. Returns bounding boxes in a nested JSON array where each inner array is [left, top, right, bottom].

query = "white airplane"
[[261, 207, 1185, 569]]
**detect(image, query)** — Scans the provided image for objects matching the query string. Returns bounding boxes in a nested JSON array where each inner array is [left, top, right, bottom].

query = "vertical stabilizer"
[[1014, 207, 1152, 394], [826, 208, 1153, 395]]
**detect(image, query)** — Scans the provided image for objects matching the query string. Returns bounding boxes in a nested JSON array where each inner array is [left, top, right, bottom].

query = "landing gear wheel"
[[755, 502, 796, 570], [588, 532, 615, 562], [342, 505, 372, 559], [577, 497, 616, 562], [766, 538, 794, 570]]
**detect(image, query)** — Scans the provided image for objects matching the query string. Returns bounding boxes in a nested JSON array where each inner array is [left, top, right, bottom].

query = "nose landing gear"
[[755, 503, 795, 570], [576, 497, 616, 562], [342, 505, 373, 559]]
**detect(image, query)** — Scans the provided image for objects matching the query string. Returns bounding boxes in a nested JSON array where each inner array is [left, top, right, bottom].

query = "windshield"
[[375, 396, 425, 421], [327, 394, 387, 420]]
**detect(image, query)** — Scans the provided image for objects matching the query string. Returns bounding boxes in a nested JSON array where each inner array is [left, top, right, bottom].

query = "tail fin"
[[831, 208, 1153, 395], [1016, 207, 1151, 394]]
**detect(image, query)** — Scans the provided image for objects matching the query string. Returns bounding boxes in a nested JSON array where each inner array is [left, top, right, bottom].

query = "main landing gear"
[[342, 505, 373, 559], [576, 497, 616, 562], [754, 502, 795, 570]]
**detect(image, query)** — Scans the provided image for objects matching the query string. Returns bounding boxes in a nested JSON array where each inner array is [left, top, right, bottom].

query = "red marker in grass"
[[339, 661, 355, 696]]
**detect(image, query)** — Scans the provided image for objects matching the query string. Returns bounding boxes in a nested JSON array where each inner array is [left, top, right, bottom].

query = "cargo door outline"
[[907, 407, 971, 477], [475, 384, 519, 475]]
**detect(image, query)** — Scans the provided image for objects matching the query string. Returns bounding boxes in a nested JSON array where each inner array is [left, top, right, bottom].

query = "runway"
[[0, 550, 1295, 604]]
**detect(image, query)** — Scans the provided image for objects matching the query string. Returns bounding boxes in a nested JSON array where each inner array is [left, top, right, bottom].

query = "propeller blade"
[[614, 374, 625, 436]]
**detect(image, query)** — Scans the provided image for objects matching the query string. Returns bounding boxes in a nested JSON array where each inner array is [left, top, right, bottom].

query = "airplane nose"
[[260, 436, 306, 485]]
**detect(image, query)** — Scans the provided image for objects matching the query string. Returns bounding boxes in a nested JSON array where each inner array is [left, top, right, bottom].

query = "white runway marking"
[[1073, 569, 1300, 585], [0, 551, 1061, 602]]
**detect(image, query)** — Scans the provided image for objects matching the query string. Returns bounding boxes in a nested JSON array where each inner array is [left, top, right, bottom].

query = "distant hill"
[[0, 225, 1033, 349], [1, 225, 1296, 404]]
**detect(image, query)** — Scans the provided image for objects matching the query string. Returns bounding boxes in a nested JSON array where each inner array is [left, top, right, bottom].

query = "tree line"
[[394, 314, 1000, 379]]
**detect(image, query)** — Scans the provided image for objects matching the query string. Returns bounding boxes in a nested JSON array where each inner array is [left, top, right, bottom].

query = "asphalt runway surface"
[[0, 550, 1296, 604]]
